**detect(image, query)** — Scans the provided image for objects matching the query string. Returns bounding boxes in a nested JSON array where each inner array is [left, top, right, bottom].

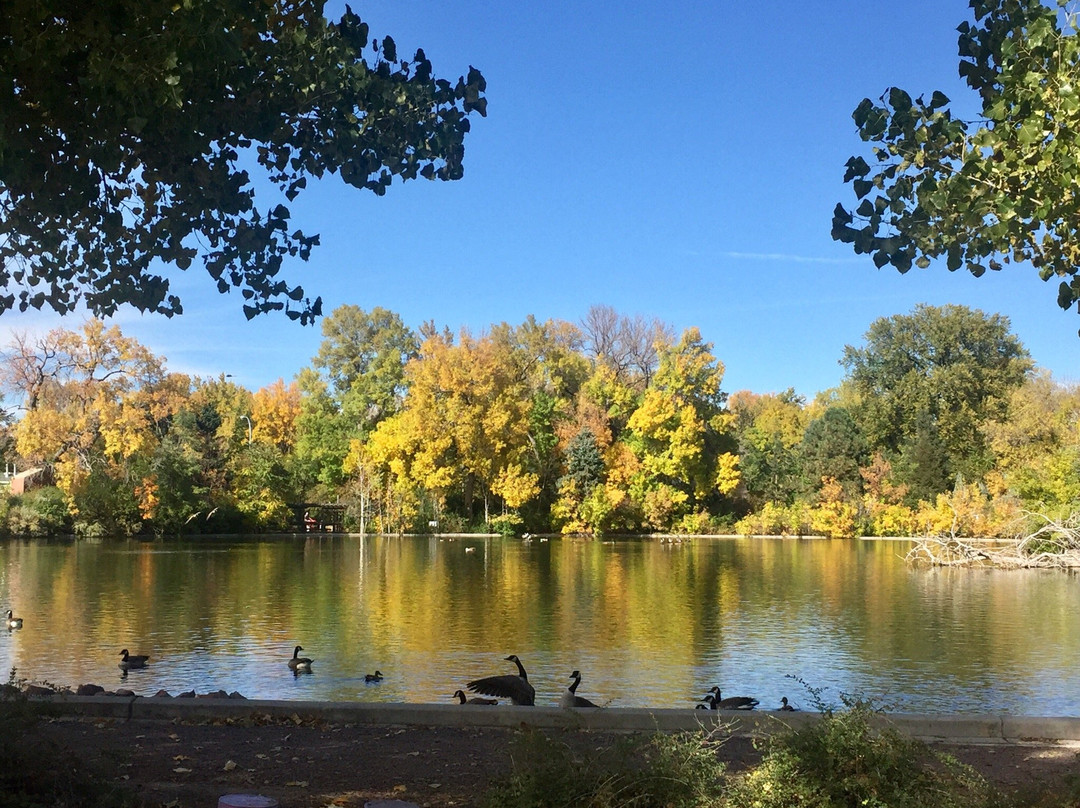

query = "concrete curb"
[[30, 696, 1080, 742]]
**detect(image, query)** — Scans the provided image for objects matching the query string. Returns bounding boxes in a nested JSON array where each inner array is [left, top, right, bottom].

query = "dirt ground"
[[31, 713, 1080, 808]]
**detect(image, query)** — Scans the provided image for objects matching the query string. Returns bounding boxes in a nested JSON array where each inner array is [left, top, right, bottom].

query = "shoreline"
[[25, 693, 1080, 743]]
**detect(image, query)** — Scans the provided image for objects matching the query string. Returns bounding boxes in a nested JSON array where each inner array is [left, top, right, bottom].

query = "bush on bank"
[[485, 702, 1074, 808]]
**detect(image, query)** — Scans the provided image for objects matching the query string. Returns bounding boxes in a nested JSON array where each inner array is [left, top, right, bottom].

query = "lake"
[[0, 535, 1076, 715]]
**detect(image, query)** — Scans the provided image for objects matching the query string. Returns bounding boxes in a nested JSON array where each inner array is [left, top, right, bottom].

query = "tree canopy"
[[840, 303, 1032, 486], [2, 303, 1075, 540], [833, 0, 1080, 331], [0, 0, 486, 322]]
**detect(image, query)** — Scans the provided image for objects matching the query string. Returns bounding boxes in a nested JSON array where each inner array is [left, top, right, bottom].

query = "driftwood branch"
[[905, 512, 1080, 569]]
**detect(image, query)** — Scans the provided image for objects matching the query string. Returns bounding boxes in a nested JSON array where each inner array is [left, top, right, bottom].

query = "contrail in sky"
[[720, 251, 864, 264]]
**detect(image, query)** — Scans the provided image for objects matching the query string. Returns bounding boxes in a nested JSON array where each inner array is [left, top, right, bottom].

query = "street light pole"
[[240, 415, 252, 444]]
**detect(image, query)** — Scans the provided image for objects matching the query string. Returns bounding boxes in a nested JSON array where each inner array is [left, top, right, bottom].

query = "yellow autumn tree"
[[251, 378, 301, 452], [360, 326, 541, 530], [808, 476, 859, 538], [982, 372, 1080, 513], [624, 328, 737, 532], [9, 320, 186, 531]]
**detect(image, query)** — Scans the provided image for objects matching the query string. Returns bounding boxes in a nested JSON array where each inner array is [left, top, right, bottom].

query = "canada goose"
[[365, 671, 384, 682], [779, 696, 796, 711], [560, 669, 599, 708], [467, 654, 536, 706], [288, 645, 313, 672], [118, 649, 149, 670], [704, 686, 759, 710], [452, 689, 497, 705], [5, 610, 22, 629]]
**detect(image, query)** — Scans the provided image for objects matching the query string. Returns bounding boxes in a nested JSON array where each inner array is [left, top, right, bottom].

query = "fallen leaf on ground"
[[172, 767, 192, 774], [285, 780, 309, 788], [223, 760, 237, 771]]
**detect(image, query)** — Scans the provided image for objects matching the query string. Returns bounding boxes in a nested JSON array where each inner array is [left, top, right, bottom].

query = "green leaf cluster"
[[834, 0, 1080, 331], [0, 1, 486, 321]]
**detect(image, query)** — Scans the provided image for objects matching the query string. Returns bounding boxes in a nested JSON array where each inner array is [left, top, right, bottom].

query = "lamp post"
[[240, 415, 252, 444]]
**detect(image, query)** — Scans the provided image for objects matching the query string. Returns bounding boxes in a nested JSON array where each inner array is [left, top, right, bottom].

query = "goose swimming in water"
[[779, 696, 796, 711], [6, 610, 22, 629], [118, 649, 149, 670], [365, 671, 384, 683], [703, 686, 759, 710], [560, 670, 599, 708], [466, 654, 535, 706], [288, 645, 313, 672], [453, 689, 498, 705]]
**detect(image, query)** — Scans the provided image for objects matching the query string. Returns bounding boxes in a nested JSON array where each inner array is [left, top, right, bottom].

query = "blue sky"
[[4, 0, 1078, 397]]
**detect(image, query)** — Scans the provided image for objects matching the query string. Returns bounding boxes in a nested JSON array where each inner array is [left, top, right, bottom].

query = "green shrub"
[[69, 470, 141, 537], [489, 512, 523, 537], [725, 700, 1000, 808], [483, 726, 726, 808], [0, 669, 137, 808], [4, 487, 71, 536]]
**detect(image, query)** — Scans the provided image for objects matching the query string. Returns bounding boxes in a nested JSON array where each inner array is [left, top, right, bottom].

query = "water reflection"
[[0, 536, 1076, 715]]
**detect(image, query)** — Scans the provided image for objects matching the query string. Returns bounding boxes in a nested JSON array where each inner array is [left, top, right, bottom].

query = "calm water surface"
[[0, 535, 1076, 715]]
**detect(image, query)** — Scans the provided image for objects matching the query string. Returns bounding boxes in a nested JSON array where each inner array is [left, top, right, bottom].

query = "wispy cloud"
[[719, 251, 864, 265]]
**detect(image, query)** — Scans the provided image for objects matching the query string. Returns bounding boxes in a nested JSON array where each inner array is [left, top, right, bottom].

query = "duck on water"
[[288, 645, 313, 672], [118, 649, 149, 670], [702, 686, 759, 710]]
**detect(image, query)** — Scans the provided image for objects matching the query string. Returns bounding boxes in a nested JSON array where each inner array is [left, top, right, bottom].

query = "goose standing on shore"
[[560, 670, 599, 708], [703, 686, 759, 710], [467, 654, 535, 706], [5, 610, 22, 629], [118, 649, 149, 670], [453, 689, 498, 705], [288, 645, 313, 672]]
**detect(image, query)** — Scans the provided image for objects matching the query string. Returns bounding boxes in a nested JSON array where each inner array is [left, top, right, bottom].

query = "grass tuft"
[[483, 725, 727, 808]]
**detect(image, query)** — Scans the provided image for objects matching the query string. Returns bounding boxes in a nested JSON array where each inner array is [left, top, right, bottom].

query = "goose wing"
[[717, 695, 759, 710], [467, 674, 535, 705]]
